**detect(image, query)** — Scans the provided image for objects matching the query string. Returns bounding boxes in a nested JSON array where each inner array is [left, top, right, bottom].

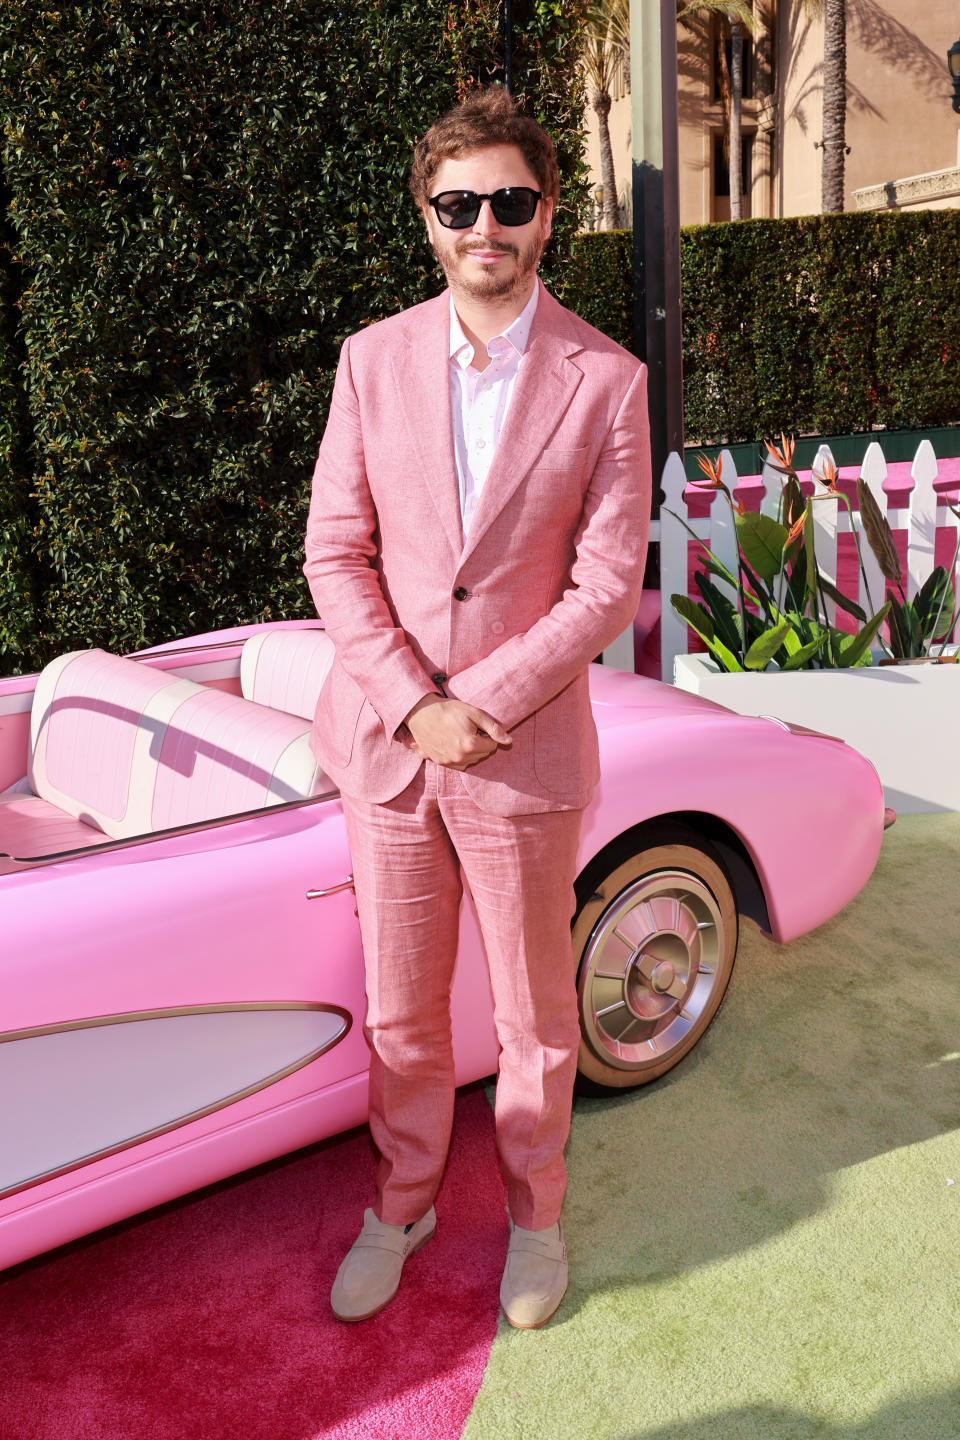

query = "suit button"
[[491, 621, 505, 636], [432, 671, 448, 686], [453, 586, 469, 602]]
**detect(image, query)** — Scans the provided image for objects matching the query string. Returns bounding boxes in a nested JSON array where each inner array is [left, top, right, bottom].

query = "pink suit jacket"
[[303, 279, 651, 816]]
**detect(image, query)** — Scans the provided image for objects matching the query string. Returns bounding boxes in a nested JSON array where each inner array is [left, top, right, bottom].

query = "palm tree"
[[820, 0, 846, 211], [582, 0, 630, 229], [679, 1, 759, 221]]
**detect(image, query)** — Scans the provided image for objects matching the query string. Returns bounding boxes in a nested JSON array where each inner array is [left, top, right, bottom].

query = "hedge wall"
[[0, 0, 589, 674], [560, 225, 631, 348], [578, 210, 960, 440], [683, 211, 960, 442], [0, 178, 34, 664], [569, 211, 960, 444]]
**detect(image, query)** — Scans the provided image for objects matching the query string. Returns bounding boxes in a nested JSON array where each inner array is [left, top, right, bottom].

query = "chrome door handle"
[[306, 875, 355, 899]]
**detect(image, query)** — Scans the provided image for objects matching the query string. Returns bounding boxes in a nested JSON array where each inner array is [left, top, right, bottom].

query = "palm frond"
[[677, 0, 760, 36], [583, 0, 630, 69]]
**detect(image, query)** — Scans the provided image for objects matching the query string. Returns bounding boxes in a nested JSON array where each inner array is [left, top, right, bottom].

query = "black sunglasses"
[[427, 187, 542, 229]]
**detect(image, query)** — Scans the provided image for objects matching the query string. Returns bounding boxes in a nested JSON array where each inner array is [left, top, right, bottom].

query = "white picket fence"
[[644, 438, 960, 683]]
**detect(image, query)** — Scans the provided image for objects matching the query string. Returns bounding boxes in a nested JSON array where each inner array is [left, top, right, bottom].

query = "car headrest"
[[239, 628, 334, 720]]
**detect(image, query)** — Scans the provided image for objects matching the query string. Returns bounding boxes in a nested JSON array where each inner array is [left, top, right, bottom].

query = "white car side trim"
[[0, 1003, 352, 1199]]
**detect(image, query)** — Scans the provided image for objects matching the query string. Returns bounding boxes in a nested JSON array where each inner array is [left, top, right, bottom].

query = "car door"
[[0, 793, 370, 1268]]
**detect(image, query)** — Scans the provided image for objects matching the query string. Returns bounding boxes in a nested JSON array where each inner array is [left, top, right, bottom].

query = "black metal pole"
[[504, 0, 512, 92], [631, 0, 684, 496]]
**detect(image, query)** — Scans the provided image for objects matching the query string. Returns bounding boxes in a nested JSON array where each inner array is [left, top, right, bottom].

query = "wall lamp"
[[948, 38, 960, 114]]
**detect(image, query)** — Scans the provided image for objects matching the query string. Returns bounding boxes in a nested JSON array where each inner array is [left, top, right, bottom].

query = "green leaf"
[[702, 633, 746, 673], [671, 593, 744, 671], [804, 501, 817, 609], [888, 597, 922, 659], [915, 565, 955, 641], [700, 553, 741, 590], [744, 619, 793, 670], [886, 597, 907, 658], [736, 510, 789, 584], [781, 633, 830, 670], [836, 601, 892, 668], [779, 622, 802, 657], [818, 573, 866, 623], [671, 592, 715, 642], [744, 605, 768, 643], [737, 552, 772, 613], [785, 549, 808, 614], [693, 571, 743, 654], [835, 631, 878, 667], [663, 507, 739, 590]]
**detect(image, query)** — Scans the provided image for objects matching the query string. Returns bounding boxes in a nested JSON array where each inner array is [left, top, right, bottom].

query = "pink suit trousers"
[[342, 761, 583, 1231]]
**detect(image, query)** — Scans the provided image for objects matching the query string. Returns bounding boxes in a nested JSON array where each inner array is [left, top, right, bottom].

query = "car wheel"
[[573, 834, 738, 1091]]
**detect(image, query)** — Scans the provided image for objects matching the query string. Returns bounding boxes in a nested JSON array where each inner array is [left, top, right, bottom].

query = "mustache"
[[455, 239, 518, 258]]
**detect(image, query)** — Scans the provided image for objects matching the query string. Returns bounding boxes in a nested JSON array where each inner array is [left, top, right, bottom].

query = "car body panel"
[[585, 668, 884, 942]]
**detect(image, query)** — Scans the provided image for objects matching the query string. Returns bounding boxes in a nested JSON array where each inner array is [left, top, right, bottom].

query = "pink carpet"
[[0, 1089, 503, 1440]]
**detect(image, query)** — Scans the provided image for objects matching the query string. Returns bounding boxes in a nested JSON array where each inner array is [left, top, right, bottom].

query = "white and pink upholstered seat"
[[239, 627, 334, 719], [0, 644, 331, 865]]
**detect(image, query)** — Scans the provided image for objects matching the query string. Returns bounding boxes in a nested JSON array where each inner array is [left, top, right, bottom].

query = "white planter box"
[[674, 652, 960, 814]]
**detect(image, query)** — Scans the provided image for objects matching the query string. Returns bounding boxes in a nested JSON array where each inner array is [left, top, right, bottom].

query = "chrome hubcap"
[[580, 869, 726, 1072]]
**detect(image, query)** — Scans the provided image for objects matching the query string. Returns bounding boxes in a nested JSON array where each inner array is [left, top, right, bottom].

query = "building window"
[[713, 132, 754, 219], [712, 19, 754, 103]]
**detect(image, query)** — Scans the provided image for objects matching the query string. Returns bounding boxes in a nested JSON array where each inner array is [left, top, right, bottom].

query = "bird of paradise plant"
[[853, 466, 960, 660], [666, 436, 897, 673]]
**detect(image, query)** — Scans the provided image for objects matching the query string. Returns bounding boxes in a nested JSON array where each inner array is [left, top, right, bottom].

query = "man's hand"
[[400, 694, 512, 770]]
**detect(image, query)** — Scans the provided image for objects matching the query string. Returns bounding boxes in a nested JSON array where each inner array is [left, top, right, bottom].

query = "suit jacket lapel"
[[389, 294, 464, 559], [460, 284, 584, 563]]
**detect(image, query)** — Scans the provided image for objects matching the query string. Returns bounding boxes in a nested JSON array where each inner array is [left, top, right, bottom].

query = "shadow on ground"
[[563, 813, 960, 1288], [611, 1385, 960, 1440]]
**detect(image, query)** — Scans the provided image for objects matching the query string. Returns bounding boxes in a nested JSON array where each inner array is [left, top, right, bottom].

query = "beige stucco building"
[[582, 1, 960, 226]]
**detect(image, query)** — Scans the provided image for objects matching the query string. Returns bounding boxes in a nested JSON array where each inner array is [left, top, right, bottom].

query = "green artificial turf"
[[463, 813, 960, 1440]]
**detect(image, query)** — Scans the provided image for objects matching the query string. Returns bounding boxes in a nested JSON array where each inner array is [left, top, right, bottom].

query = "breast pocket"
[[532, 445, 590, 473]]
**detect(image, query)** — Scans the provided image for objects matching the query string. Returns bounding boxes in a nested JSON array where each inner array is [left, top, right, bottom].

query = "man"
[[304, 85, 650, 1328]]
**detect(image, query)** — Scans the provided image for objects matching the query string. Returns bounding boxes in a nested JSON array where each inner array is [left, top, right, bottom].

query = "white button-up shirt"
[[449, 283, 539, 533]]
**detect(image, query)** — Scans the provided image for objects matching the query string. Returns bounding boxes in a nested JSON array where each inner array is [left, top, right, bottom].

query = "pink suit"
[[304, 280, 651, 1226]]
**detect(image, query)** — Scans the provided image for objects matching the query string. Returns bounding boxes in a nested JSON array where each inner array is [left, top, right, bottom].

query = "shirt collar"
[[448, 281, 540, 370]]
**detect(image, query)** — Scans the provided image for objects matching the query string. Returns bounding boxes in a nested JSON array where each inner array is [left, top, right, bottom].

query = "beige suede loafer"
[[500, 1219, 568, 1329], [331, 1206, 436, 1322]]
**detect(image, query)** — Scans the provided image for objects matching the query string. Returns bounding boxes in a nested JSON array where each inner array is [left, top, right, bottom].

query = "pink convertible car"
[[0, 622, 885, 1270]]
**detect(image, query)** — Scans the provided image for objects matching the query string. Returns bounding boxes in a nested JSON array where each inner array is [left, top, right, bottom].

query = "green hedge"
[[0, 0, 588, 674], [0, 179, 34, 666], [566, 212, 960, 444], [559, 227, 632, 347]]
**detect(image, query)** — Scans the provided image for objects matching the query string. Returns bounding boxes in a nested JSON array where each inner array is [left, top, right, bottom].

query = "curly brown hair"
[[409, 86, 559, 209]]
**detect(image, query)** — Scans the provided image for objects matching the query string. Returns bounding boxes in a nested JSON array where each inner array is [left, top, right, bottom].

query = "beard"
[[432, 222, 547, 302]]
